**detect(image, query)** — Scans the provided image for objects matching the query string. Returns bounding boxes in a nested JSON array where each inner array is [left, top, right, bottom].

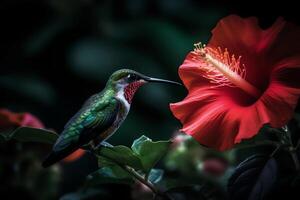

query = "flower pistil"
[[192, 42, 261, 98]]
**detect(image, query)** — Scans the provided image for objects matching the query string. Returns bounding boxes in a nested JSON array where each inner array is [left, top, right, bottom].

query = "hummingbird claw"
[[99, 141, 114, 148], [81, 143, 96, 153]]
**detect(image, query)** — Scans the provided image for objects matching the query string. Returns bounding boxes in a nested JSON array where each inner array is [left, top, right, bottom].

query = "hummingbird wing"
[[42, 95, 120, 167], [63, 94, 100, 129]]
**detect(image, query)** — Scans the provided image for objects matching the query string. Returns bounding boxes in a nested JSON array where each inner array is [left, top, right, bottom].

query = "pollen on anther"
[[191, 43, 246, 88]]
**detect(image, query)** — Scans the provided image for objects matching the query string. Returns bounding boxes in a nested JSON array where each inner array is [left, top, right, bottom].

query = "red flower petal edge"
[[170, 15, 300, 150]]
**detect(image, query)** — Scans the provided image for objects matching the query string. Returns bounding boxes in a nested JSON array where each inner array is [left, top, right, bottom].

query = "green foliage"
[[86, 166, 134, 186], [0, 127, 58, 144], [132, 135, 172, 173], [89, 135, 170, 187], [96, 145, 143, 170], [96, 135, 171, 174]]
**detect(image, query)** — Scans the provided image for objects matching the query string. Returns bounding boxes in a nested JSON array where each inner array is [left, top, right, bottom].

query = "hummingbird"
[[42, 69, 181, 167]]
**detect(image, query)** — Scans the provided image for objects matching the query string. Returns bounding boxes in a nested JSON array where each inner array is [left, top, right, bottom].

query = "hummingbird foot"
[[81, 141, 114, 154], [81, 143, 97, 153], [99, 141, 114, 148]]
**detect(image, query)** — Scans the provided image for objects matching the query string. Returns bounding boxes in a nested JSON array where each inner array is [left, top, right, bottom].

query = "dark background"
[[1, 0, 300, 142], [0, 0, 299, 197]]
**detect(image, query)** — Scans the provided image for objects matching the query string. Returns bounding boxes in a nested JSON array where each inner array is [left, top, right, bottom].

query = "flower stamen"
[[192, 42, 261, 98]]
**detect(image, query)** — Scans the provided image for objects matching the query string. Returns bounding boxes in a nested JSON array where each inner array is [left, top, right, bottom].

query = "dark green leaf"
[[12, 127, 58, 144], [131, 135, 171, 173], [97, 155, 116, 167], [228, 155, 278, 200], [0, 127, 58, 144], [96, 145, 143, 170], [148, 169, 164, 184], [85, 166, 134, 186]]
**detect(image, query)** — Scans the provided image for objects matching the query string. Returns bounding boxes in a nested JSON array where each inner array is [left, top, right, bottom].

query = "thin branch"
[[122, 165, 158, 194], [93, 148, 160, 196], [289, 148, 300, 171], [270, 144, 281, 158], [276, 126, 300, 171]]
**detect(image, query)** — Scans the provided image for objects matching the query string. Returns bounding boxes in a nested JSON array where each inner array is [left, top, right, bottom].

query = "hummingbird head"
[[107, 69, 181, 104]]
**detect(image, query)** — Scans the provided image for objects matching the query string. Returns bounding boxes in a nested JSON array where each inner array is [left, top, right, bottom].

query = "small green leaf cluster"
[[87, 135, 171, 186]]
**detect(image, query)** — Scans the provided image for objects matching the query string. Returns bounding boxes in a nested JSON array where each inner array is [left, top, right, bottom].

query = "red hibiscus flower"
[[0, 108, 85, 162], [170, 15, 300, 150], [0, 109, 44, 129]]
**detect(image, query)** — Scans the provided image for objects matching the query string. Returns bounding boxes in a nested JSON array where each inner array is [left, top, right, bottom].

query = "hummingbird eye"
[[126, 74, 137, 82]]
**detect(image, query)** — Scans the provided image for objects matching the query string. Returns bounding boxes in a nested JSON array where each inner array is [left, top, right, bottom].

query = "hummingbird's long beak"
[[143, 76, 182, 86]]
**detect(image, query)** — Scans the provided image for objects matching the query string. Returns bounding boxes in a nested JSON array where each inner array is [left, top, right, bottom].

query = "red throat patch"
[[124, 81, 145, 104]]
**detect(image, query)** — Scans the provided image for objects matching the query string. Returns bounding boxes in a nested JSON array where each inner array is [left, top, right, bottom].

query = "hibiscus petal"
[[178, 52, 213, 92], [170, 87, 238, 150], [235, 83, 300, 143], [267, 21, 300, 63], [209, 15, 286, 54]]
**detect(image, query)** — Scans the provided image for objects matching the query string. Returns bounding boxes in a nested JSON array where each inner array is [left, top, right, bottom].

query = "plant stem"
[[93, 147, 161, 197], [279, 126, 300, 171], [289, 148, 300, 171], [122, 165, 158, 194], [270, 144, 281, 158]]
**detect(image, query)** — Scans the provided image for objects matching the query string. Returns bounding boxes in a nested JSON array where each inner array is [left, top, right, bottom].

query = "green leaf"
[[0, 127, 58, 144], [97, 155, 116, 167], [131, 135, 172, 173], [12, 127, 58, 144], [96, 145, 143, 170], [85, 166, 134, 186], [148, 169, 164, 184]]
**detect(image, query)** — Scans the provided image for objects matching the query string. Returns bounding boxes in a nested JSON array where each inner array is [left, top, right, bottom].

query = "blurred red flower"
[[202, 158, 228, 177], [170, 15, 300, 150], [0, 109, 44, 129], [0, 108, 85, 162]]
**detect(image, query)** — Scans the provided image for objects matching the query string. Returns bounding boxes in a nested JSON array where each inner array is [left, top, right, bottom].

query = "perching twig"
[[91, 145, 163, 198], [289, 148, 300, 171], [270, 144, 282, 158], [276, 126, 300, 171], [122, 165, 158, 194]]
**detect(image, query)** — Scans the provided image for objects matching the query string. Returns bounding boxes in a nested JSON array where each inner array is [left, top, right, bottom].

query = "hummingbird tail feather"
[[42, 145, 79, 167]]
